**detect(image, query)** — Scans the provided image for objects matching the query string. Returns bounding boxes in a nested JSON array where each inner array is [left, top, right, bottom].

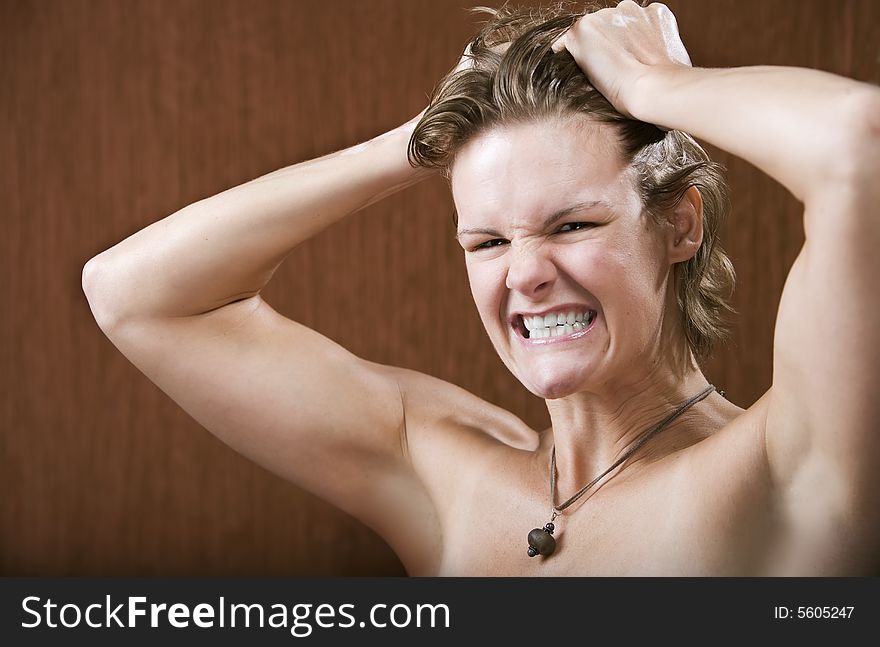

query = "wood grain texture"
[[2, 0, 877, 575]]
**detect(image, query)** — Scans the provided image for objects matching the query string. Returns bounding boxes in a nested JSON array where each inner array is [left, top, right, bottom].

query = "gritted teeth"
[[518, 310, 596, 339]]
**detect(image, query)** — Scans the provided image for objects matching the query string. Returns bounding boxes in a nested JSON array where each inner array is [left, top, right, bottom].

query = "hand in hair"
[[552, 0, 691, 118]]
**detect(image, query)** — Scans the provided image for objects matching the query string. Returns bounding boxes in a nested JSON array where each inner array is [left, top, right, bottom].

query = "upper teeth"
[[523, 310, 594, 338]]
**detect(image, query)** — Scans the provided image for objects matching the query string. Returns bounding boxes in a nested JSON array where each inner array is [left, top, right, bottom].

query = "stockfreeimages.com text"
[[21, 595, 451, 637]]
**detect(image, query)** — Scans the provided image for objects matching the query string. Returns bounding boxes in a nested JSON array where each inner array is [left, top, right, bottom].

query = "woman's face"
[[451, 116, 675, 399]]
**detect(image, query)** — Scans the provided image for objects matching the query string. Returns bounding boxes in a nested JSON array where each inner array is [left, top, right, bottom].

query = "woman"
[[82, 1, 880, 575]]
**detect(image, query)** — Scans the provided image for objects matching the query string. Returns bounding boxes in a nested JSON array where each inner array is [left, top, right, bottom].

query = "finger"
[[652, 3, 691, 66], [550, 32, 567, 53]]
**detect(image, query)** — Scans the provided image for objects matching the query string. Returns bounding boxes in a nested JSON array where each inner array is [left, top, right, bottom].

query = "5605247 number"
[[798, 606, 854, 619]]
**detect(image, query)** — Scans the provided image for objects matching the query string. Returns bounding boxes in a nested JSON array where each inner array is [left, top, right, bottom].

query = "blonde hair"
[[408, 2, 735, 361]]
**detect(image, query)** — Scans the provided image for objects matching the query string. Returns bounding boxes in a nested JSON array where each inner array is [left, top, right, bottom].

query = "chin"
[[521, 371, 589, 400], [499, 350, 602, 400]]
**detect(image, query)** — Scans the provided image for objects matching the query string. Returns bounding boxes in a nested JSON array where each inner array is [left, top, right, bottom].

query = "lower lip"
[[516, 315, 598, 346]]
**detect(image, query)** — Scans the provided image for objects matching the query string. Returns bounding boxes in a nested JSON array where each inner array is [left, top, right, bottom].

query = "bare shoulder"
[[394, 370, 537, 492], [367, 367, 538, 574], [610, 394, 779, 574], [672, 392, 774, 523], [677, 391, 877, 574], [684, 391, 771, 476], [393, 367, 539, 485], [394, 367, 539, 453]]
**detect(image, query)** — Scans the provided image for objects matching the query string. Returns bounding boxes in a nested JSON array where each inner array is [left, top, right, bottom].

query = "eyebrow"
[[454, 200, 610, 239]]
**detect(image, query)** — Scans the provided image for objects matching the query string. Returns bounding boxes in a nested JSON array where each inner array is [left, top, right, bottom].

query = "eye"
[[557, 222, 594, 233], [473, 238, 508, 251]]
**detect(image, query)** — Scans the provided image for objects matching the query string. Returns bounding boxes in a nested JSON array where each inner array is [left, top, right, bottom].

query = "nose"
[[505, 242, 557, 298]]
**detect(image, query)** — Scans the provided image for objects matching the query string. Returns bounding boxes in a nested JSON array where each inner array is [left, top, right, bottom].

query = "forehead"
[[450, 116, 636, 228]]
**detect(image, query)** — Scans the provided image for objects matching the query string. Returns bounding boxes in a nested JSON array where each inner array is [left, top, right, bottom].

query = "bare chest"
[[434, 455, 777, 576]]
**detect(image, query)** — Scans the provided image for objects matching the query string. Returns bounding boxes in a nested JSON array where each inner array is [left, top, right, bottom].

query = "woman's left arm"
[[635, 65, 880, 504], [559, 2, 880, 515]]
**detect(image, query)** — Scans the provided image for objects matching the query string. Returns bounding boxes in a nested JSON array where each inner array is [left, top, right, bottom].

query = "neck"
[[542, 361, 729, 504]]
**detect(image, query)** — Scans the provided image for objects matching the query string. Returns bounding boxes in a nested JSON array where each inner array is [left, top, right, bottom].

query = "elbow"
[[81, 255, 102, 296], [806, 87, 880, 205], [82, 255, 123, 332], [835, 87, 880, 184]]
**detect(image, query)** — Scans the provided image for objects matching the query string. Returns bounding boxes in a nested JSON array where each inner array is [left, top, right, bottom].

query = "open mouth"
[[514, 309, 597, 340]]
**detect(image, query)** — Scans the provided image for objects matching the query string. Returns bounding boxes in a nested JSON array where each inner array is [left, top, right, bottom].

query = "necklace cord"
[[550, 384, 716, 513]]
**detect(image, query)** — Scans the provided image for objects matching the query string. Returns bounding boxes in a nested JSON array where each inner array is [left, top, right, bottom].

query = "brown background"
[[2, 0, 878, 575]]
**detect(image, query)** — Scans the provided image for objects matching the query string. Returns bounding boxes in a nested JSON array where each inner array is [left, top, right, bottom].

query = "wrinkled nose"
[[505, 245, 557, 298]]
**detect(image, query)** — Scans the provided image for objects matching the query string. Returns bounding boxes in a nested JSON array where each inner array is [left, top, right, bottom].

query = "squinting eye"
[[474, 239, 507, 250], [558, 222, 593, 232]]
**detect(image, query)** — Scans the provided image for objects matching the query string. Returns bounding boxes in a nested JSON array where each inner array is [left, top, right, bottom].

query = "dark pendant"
[[527, 522, 556, 557]]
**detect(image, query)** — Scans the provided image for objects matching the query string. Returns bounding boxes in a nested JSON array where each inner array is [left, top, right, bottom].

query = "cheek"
[[562, 241, 665, 312], [559, 244, 625, 292], [466, 261, 506, 320], [605, 252, 670, 335]]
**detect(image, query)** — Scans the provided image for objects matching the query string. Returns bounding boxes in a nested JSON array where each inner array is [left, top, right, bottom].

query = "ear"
[[666, 185, 704, 264]]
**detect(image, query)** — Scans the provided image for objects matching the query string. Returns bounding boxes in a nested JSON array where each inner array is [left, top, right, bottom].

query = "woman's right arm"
[[80, 114, 449, 567], [83, 114, 430, 327]]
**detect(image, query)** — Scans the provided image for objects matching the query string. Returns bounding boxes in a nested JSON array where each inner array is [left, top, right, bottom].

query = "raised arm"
[[556, 1, 880, 555], [83, 115, 430, 326], [81, 114, 437, 546]]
